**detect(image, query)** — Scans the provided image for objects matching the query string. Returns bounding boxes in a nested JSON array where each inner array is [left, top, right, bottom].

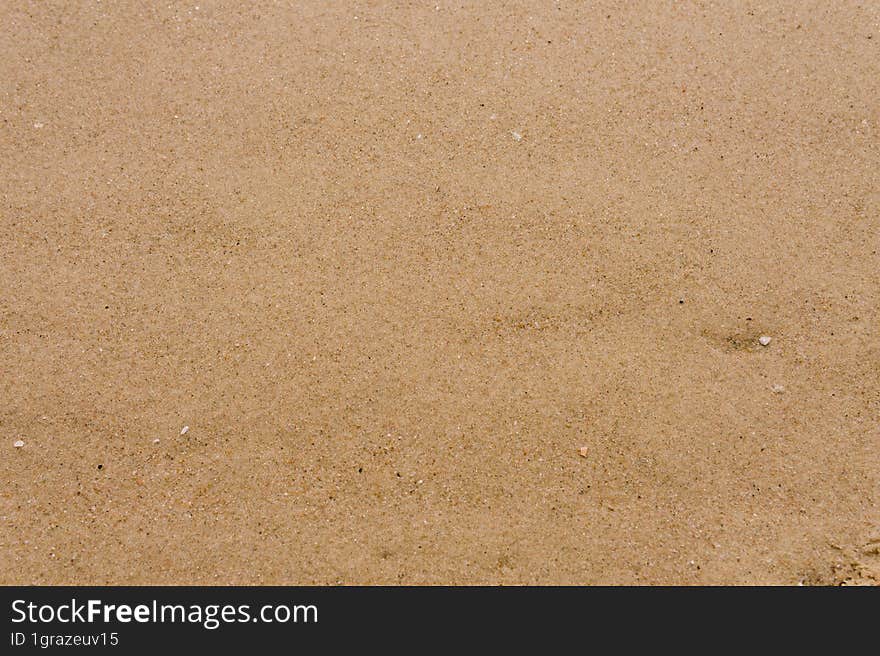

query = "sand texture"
[[1, 1, 878, 585]]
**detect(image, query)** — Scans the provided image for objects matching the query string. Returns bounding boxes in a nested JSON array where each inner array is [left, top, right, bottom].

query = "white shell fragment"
[[511, 131, 523, 141], [180, 426, 190, 435], [758, 335, 772, 346], [13, 440, 25, 448]]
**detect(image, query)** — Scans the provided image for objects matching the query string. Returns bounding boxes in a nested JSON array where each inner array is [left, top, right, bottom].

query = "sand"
[[1, 1, 878, 585]]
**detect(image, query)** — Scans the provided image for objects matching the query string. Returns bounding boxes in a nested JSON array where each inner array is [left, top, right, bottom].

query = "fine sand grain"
[[1, 1, 878, 585]]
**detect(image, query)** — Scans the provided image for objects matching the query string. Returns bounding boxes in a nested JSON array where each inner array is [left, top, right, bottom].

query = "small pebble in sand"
[[758, 335, 772, 346], [13, 440, 25, 448], [578, 446, 589, 458], [180, 426, 190, 435], [511, 131, 523, 141], [152, 438, 161, 444], [772, 384, 785, 393]]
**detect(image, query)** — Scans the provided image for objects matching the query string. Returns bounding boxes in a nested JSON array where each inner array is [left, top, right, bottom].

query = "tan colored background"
[[1, 1, 878, 584]]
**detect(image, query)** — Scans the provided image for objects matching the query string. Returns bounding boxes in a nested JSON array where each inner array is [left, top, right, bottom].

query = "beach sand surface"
[[1, 1, 878, 584]]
